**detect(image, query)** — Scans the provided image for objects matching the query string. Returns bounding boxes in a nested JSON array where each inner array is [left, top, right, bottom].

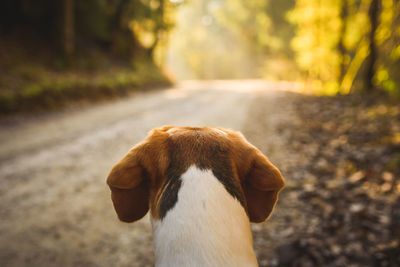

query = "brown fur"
[[106, 126, 285, 223]]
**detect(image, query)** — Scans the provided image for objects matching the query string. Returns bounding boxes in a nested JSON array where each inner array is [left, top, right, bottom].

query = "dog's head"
[[106, 126, 285, 223]]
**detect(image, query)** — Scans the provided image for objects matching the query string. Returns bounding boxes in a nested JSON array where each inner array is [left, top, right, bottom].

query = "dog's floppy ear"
[[107, 144, 150, 223], [232, 134, 285, 223], [242, 148, 285, 223]]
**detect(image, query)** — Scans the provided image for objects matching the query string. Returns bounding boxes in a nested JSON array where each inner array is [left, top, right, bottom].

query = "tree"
[[365, 0, 380, 91], [288, 0, 343, 93], [63, 0, 74, 59], [338, 0, 349, 85], [289, 0, 399, 95], [0, 0, 178, 65]]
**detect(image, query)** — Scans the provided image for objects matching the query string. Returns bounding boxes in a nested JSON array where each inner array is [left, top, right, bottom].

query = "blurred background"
[[0, 0, 399, 266]]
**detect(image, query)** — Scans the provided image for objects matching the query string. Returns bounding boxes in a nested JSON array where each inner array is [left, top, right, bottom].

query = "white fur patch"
[[151, 166, 257, 267]]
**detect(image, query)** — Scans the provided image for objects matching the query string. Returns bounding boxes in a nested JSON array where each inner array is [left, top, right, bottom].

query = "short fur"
[[106, 126, 285, 265], [151, 166, 257, 266]]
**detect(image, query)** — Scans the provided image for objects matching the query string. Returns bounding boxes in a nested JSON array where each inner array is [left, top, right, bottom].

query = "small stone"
[[304, 183, 315, 192], [395, 182, 400, 193], [251, 224, 262, 232], [379, 215, 390, 225], [331, 245, 342, 255], [382, 172, 393, 182], [269, 258, 278, 266], [280, 227, 295, 237], [349, 171, 365, 183], [350, 203, 365, 213], [381, 182, 392, 192], [326, 179, 343, 189]]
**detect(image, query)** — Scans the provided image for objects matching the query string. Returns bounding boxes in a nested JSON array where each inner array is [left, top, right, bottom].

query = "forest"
[[0, 0, 178, 113], [167, 0, 399, 96], [0, 0, 399, 113]]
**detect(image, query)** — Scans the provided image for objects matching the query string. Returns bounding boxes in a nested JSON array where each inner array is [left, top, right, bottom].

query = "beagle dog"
[[107, 126, 285, 267]]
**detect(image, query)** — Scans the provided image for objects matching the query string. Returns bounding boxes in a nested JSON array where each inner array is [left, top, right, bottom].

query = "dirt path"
[[0, 80, 300, 267]]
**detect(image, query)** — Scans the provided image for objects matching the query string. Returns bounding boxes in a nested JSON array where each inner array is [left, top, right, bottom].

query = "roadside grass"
[[0, 60, 172, 114]]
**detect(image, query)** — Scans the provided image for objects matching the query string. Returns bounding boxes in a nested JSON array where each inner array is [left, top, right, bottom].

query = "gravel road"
[[0, 80, 298, 267]]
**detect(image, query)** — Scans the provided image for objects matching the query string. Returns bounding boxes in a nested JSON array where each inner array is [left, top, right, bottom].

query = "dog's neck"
[[151, 166, 258, 267]]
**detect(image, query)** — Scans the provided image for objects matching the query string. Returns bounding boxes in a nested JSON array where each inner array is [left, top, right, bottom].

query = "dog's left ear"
[[233, 137, 285, 223], [107, 144, 150, 223]]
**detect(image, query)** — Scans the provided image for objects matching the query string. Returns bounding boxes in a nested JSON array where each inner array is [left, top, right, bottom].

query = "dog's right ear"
[[241, 148, 285, 223], [107, 143, 150, 223], [230, 132, 285, 223]]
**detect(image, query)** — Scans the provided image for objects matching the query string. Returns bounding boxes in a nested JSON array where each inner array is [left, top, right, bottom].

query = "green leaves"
[[289, 0, 400, 95]]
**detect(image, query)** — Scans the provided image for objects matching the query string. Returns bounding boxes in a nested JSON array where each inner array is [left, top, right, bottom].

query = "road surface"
[[0, 80, 298, 267]]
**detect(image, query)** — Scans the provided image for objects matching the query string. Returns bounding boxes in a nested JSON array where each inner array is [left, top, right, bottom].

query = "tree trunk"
[[365, 0, 379, 91], [110, 0, 142, 58], [338, 0, 348, 86], [63, 0, 74, 58], [111, 0, 129, 33], [148, 0, 166, 57]]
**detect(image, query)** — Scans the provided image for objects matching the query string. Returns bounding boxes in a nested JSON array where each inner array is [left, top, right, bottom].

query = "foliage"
[[166, 0, 297, 79], [288, 0, 400, 95], [0, 0, 179, 59], [0, 0, 177, 114], [1, 0, 399, 104]]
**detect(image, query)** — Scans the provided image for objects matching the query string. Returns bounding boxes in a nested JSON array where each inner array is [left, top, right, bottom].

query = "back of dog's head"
[[106, 126, 285, 223]]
